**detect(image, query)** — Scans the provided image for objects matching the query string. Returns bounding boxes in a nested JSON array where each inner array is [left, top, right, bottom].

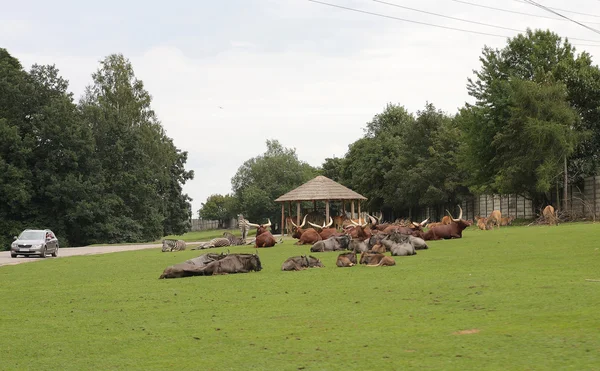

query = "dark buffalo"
[[310, 235, 351, 252], [422, 206, 469, 240], [386, 232, 428, 250], [245, 219, 277, 247], [336, 252, 357, 267], [349, 239, 369, 253], [381, 238, 416, 256], [281, 255, 324, 271], [185, 251, 229, 266], [159, 253, 262, 279]]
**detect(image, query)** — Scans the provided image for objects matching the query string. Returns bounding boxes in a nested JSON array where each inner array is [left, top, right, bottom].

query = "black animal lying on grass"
[[281, 255, 324, 271], [159, 252, 262, 279]]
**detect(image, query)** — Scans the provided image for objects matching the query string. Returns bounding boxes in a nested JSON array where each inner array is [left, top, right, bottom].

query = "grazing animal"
[[162, 239, 186, 252], [281, 255, 324, 271], [222, 232, 246, 246], [475, 216, 489, 230], [386, 232, 428, 250], [336, 252, 357, 267], [185, 251, 229, 266], [380, 238, 416, 256], [290, 215, 322, 245], [370, 243, 386, 253], [308, 217, 340, 240], [486, 210, 502, 230], [543, 205, 557, 226], [333, 214, 348, 231], [245, 219, 277, 247], [159, 253, 262, 279], [345, 219, 372, 240], [194, 237, 231, 250], [349, 239, 369, 253], [310, 235, 351, 252], [359, 252, 396, 266], [422, 206, 470, 240], [499, 216, 514, 226]]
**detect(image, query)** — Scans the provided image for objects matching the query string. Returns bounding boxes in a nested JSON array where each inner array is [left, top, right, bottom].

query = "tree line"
[[200, 29, 600, 229], [0, 49, 193, 249]]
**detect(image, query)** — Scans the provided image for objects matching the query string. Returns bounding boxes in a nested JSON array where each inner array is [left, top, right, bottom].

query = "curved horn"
[[457, 205, 463, 221], [412, 221, 420, 227], [420, 217, 429, 226], [350, 219, 359, 226], [245, 220, 260, 228], [299, 215, 308, 228], [262, 218, 272, 228], [324, 217, 333, 228], [290, 217, 298, 228], [367, 214, 377, 225], [308, 221, 323, 229], [361, 217, 368, 228]]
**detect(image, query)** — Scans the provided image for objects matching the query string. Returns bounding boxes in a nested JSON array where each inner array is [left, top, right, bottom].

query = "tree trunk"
[[563, 156, 568, 212]]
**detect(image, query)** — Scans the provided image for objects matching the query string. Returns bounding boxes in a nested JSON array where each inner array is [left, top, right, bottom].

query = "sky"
[[3, 0, 600, 215]]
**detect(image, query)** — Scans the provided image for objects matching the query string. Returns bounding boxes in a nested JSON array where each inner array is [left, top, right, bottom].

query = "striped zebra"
[[222, 232, 246, 246], [162, 239, 186, 252], [194, 237, 231, 250], [238, 214, 249, 240]]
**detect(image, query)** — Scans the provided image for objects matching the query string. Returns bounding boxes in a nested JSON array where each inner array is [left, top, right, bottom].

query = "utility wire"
[[512, 0, 600, 19], [307, 0, 600, 48], [523, 0, 600, 35], [374, 0, 600, 43], [452, 0, 600, 26], [307, 0, 512, 38]]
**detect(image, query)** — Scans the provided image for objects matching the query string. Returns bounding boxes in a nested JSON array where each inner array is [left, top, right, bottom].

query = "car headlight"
[[11, 242, 17, 248], [33, 244, 43, 249]]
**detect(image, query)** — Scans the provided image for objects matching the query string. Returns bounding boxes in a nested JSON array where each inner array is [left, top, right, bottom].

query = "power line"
[[307, 0, 512, 38], [523, 0, 600, 35], [512, 0, 600, 19], [374, 0, 600, 44], [452, 0, 600, 27], [307, 0, 600, 48]]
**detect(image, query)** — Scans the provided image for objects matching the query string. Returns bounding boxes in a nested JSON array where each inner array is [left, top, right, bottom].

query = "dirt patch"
[[453, 329, 480, 335]]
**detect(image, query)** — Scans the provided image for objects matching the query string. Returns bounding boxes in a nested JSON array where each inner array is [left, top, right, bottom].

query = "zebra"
[[162, 239, 186, 252], [222, 232, 246, 246], [238, 214, 249, 240], [193, 237, 231, 250]]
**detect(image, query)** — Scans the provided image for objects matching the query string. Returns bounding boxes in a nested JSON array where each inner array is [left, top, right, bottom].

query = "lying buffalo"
[[281, 255, 324, 271], [359, 252, 396, 266], [310, 235, 351, 252], [386, 232, 428, 250], [336, 252, 357, 267], [159, 253, 262, 279], [381, 239, 416, 256], [185, 251, 229, 266], [349, 239, 369, 253]]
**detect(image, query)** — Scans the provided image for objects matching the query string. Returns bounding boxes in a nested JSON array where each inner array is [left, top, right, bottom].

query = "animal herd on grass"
[[158, 205, 559, 279]]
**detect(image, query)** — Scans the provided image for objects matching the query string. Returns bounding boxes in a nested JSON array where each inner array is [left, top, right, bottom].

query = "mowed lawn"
[[1, 224, 599, 370]]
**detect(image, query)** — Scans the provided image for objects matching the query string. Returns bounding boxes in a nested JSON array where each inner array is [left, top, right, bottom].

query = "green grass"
[[1, 223, 599, 370], [87, 229, 257, 246]]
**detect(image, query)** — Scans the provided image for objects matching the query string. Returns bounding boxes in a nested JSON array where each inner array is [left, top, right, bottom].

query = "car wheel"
[[11, 254, 17, 258], [40, 247, 47, 258], [51, 246, 58, 257]]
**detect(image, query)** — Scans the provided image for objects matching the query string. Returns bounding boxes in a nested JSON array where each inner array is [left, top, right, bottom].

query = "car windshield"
[[18, 231, 46, 240]]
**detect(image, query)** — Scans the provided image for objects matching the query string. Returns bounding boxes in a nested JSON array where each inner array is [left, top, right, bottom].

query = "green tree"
[[231, 139, 318, 229], [198, 194, 239, 228]]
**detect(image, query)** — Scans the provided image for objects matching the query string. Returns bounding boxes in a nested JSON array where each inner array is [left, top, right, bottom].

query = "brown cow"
[[245, 219, 277, 247], [336, 251, 357, 267], [345, 219, 371, 241], [290, 215, 322, 245], [359, 252, 396, 266], [422, 206, 469, 240], [543, 205, 557, 226], [308, 217, 340, 240], [486, 210, 502, 230]]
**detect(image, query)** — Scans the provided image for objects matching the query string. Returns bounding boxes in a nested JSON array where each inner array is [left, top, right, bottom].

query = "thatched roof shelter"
[[275, 176, 367, 235]]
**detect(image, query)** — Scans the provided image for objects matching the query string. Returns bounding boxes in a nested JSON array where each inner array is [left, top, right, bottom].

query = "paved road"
[[0, 243, 181, 267]]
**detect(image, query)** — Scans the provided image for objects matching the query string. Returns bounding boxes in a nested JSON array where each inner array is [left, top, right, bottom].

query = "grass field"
[[1, 223, 599, 370]]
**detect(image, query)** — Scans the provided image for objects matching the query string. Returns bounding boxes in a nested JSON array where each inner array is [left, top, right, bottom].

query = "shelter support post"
[[296, 202, 301, 225], [358, 200, 361, 223], [325, 200, 330, 223], [281, 203, 285, 236], [351, 201, 355, 220]]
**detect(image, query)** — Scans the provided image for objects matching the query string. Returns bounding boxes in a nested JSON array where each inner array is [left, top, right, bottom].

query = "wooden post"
[[296, 202, 301, 225], [313, 200, 317, 212], [351, 201, 355, 220], [342, 200, 346, 213], [325, 200, 330, 223], [358, 200, 361, 223], [280, 203, 285, 236]]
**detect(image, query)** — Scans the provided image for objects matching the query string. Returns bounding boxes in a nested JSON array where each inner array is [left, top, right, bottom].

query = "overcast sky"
[[3, 0, 600, 215]]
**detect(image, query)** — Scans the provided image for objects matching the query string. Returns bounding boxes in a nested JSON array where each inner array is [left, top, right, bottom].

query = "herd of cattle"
[[158, 205, 559, 279]]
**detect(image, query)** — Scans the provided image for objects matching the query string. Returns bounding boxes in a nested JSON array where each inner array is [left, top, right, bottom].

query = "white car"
[[10, 229, 59, 258]]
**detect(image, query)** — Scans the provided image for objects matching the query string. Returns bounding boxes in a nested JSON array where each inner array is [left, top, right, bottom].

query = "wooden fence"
[[190, 218, 237, 231]]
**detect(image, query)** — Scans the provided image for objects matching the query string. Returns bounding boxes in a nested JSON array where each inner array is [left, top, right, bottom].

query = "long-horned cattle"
[[245, 219, 277, 247], [290, 215, 322, 245], [308, 217, 340, 240], [543, 205, 557, 226], [422, 206, 470, 240]]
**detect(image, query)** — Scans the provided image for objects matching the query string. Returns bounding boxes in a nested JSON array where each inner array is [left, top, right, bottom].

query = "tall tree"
[[198, 194, 239, 228], [231, 139, 318, 228]]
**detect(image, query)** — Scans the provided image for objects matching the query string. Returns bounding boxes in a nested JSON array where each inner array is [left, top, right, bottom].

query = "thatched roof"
[[275, 176, 367, 202]]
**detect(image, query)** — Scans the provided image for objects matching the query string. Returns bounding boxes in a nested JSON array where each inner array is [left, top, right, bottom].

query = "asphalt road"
[[0, 243, 173, 267]]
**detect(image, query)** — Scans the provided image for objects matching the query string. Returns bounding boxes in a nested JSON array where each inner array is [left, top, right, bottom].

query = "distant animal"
[[222, 232, 246, 246], [310, 235, 351, 252], [162, 239, 186, 252], [245, 219, 277, 247], [380, 238, 416, 256], [194, 237, 231, 250], [281, 255, 324, 271], [422, 206, 470, 240], [370, 243, 386, 254], [543, 205, 557, 226], [308, 217, 340, 240], [475, 216, 489, 230], [184, 251, 229, 266], [349, 239, 369, 253], [238, 214, 249, 240], [486, 210, 502, 230], [336, 252, 357, 267], [441, 216, 452, 225], [333, 214, 348, 231], [159, 253, 262, 279], [359, 252, 396, 266], [499, 216, 515, 226], [290, 215, 322, 245]]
